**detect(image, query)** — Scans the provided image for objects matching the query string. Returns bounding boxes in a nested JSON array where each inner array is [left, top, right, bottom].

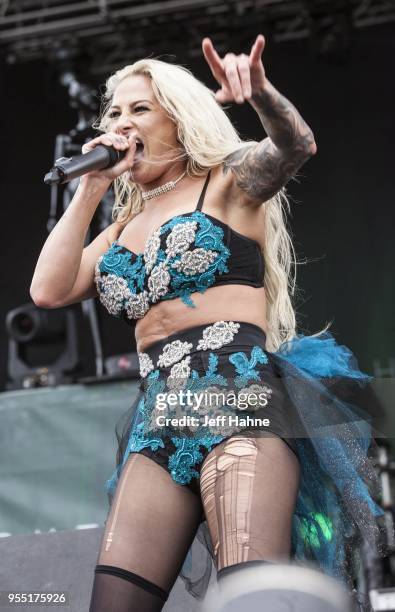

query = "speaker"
[[0, 527, 203, 611]]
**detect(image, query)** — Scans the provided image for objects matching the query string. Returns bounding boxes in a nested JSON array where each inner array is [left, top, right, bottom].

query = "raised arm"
[[202, 35, 317, 203]]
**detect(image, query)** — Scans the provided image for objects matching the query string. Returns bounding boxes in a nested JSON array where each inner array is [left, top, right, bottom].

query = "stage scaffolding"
[[0, 0, 394, 73]]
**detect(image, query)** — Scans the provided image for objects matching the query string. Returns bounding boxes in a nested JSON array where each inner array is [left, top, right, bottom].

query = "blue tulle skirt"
[[272, 334, 385, 578]]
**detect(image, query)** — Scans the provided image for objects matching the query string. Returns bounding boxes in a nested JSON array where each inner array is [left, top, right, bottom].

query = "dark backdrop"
[[1, 23, 394, 391]]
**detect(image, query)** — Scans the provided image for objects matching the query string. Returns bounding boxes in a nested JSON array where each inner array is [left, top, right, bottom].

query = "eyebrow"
[[109, 99, 153, 110]]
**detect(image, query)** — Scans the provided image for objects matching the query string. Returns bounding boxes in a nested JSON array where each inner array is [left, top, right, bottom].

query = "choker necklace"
[[141, 171, 186, 201]]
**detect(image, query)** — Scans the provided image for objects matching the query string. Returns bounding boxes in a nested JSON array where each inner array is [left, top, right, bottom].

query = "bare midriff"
[[135, 284, 267, 353]]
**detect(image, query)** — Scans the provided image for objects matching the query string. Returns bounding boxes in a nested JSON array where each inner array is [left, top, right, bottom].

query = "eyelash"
[[108, 106, 148, 118]]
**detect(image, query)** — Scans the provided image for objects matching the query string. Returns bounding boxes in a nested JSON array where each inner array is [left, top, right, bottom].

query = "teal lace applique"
[[168, 435, 224, 485], [127, 419, 165, 455], [176, 354, 228, 396], [200, 353, 228, 387], [105, 393, 165, 497], [194, 212, 227, 251], [125, 355, 230, 485], [180, 292, 197, 308], [143, 369, 166, 407], [156, 248, 167, 263], [229, 345, 269, 388], [100, 242, 146, 293], [137, 369, 167, 432], [124, 380, 166, 458], [160, 212, 230, 308]]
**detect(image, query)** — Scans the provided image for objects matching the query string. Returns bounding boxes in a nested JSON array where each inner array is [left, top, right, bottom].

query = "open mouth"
[[135, 138, 145, 158]]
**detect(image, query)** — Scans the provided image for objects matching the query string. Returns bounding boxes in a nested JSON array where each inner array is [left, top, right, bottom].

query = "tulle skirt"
[[105, 320, 386, 599]]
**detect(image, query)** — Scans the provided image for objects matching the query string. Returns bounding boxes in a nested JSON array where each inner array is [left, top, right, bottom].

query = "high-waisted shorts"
[[107, 321, 301, 498], [105, 320, 386, 595]]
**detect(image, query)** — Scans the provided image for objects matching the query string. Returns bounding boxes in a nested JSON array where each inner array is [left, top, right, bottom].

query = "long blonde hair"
[[94, 58, 329, 352]]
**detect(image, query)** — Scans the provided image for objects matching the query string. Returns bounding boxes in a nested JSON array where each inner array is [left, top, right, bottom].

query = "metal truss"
[[1, 0, 394, 73]]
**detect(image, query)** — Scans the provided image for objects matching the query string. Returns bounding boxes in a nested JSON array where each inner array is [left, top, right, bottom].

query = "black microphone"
[[44, 145, 126, 185]]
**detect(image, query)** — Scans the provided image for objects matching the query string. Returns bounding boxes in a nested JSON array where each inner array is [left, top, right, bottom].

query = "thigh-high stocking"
[[89, 453, 203, 612]]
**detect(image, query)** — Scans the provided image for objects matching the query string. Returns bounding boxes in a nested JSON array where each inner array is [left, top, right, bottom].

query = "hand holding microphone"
[[44, 132, 137, 187]]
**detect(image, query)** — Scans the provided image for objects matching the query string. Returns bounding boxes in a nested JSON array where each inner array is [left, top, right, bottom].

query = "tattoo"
[[223, 79, 317, 202]]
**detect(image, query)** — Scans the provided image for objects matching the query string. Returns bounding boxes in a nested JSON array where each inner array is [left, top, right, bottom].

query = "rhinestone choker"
[[141, 171, 186, 201]]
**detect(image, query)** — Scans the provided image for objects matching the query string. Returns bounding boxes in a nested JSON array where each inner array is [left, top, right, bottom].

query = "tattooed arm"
[[223, 78, 317, 203], [202, 35, 317, 205]]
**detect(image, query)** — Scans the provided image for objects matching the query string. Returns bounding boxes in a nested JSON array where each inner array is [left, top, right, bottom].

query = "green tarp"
[[0, 381, 139, 536]]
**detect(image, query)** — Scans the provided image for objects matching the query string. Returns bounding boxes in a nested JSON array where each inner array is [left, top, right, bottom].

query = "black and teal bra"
[[94, 171, 265, 324]]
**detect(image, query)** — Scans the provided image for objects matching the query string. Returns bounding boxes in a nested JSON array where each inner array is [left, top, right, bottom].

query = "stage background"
[[0, 23, 394, 390], [0, 18, 394, 537]]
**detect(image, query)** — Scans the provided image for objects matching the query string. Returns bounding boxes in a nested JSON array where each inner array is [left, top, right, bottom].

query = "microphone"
[[44, 145, 126, 185]]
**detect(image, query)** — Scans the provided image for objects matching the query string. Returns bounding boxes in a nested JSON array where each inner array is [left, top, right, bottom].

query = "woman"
[[31, 35, 385, 611]]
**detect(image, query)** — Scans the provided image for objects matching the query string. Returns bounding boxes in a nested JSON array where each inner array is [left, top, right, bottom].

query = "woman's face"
[[107, 74, 183, 185]]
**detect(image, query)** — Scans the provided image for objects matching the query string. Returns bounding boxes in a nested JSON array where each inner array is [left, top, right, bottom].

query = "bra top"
[[94, 171, 265, 325]]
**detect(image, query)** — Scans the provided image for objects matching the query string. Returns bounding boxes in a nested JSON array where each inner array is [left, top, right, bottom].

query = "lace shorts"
[[106, 321, 300, 498]]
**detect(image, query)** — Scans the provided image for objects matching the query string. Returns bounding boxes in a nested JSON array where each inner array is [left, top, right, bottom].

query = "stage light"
[[5, 302, 79, 390]]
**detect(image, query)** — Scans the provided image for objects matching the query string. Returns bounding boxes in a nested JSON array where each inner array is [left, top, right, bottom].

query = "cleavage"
[[116, 209, 198, 256]]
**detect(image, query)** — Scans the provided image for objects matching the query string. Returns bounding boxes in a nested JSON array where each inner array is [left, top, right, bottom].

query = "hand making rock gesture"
[[202, 34, 267, 104]]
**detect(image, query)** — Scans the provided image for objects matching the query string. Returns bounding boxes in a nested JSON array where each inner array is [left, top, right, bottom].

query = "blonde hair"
[[94, 58, 329, 352]]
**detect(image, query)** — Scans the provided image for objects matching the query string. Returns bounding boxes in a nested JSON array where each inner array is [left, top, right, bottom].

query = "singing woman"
[[30, 35, 384, 611]]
